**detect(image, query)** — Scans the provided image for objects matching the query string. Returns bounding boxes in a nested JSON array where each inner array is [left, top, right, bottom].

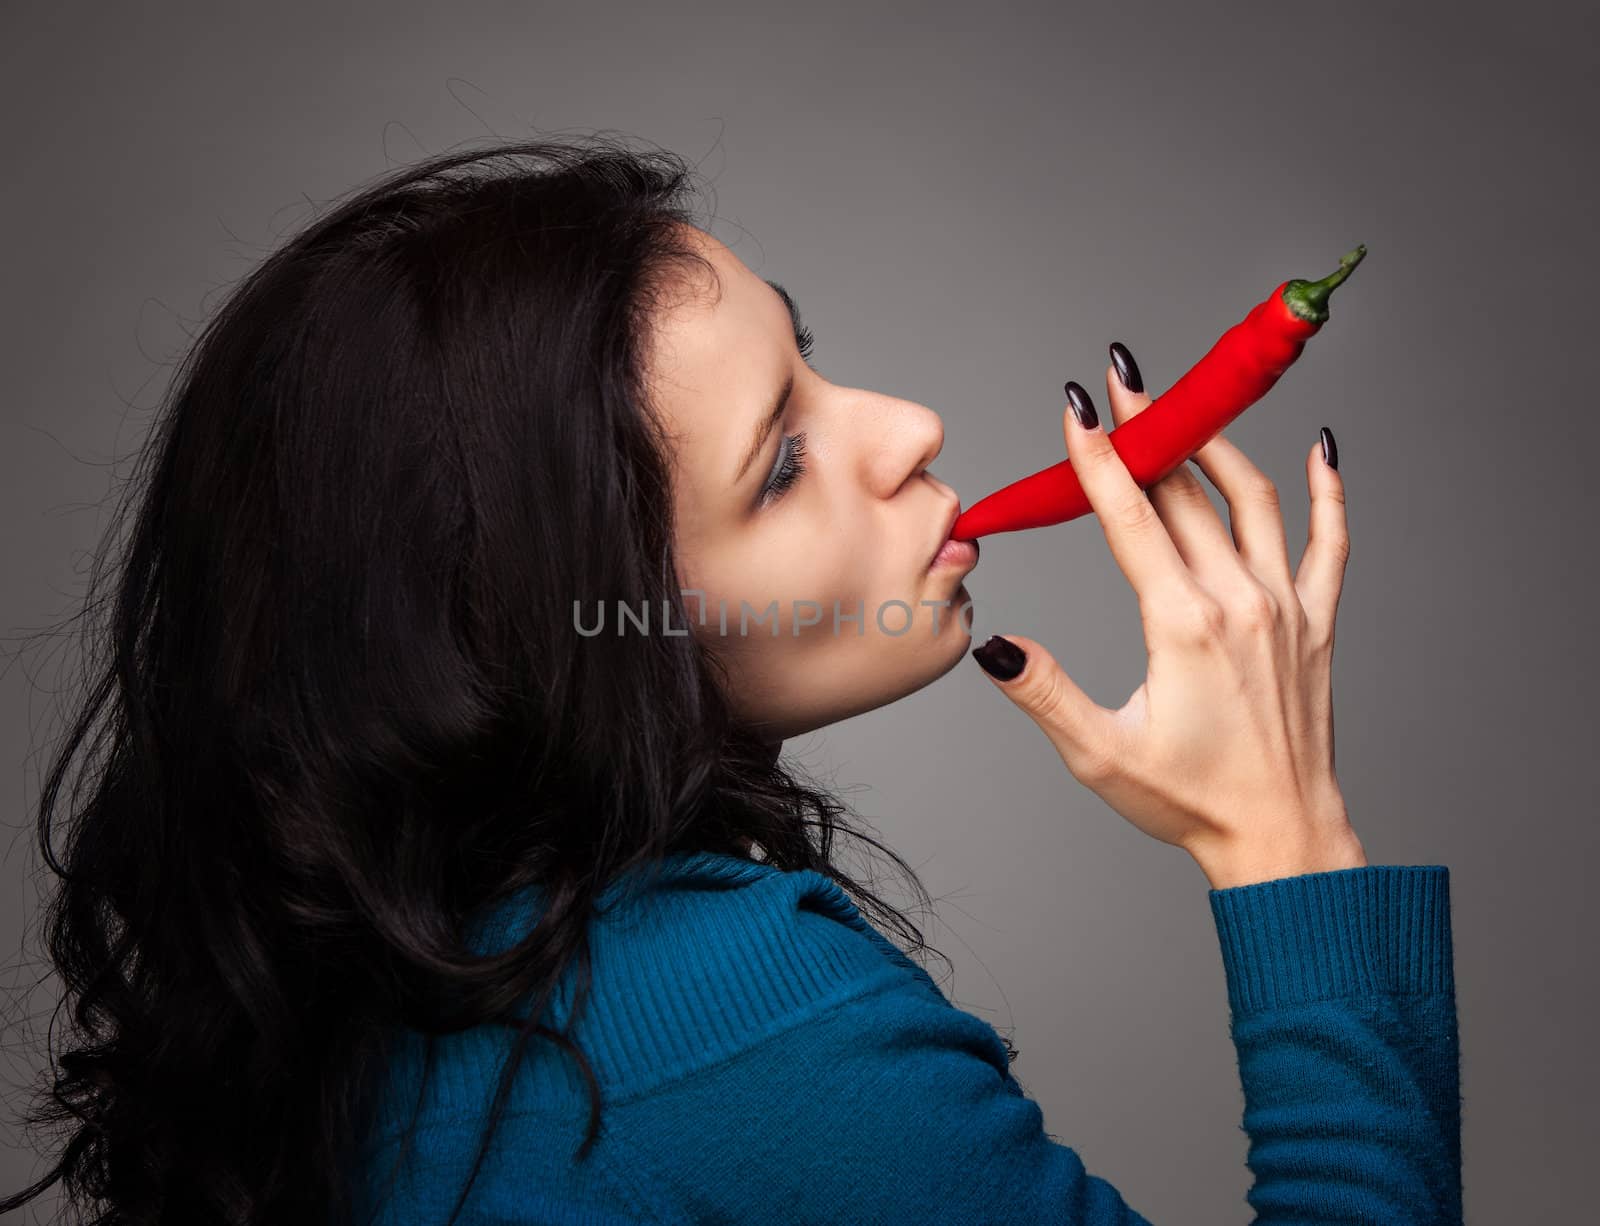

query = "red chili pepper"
[[950, 245, 1367, 541]]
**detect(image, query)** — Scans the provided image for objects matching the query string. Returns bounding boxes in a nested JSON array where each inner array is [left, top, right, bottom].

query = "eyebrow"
[[733, 280, 808, 485]]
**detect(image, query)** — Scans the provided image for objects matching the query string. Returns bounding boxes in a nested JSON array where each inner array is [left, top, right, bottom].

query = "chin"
[[906, 607, 975, 688]]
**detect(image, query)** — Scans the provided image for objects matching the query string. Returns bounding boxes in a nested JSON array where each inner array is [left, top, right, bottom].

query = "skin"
[[641, 226, 1363, 884], [643, 225, 979, 747]]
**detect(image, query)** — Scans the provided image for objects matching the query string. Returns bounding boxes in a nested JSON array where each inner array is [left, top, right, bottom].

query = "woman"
[[3, 135, 1460, 1224]]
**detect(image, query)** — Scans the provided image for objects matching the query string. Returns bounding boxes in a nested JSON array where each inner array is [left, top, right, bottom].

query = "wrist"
[[1191, 825, 1368, 891]]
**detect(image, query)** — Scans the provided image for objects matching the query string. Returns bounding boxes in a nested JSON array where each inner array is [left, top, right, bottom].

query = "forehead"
[[644, 230, 785, 462], [650, 227, 766, 344]]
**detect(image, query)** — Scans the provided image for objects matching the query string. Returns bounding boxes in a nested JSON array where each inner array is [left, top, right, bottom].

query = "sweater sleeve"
[[1207, 863, 1461, 1223], [600, 864, 1460, 1225]]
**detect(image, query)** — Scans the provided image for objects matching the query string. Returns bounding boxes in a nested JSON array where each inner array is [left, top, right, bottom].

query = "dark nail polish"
[[1319, 426, 1338, 470], [1109, 342, 1144, 393], [1064, 381, 1099, 430], [972, 635, 1027, 681]]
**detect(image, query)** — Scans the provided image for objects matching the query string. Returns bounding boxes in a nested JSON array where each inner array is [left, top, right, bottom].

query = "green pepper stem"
[[1281, 244, 1367, 324]]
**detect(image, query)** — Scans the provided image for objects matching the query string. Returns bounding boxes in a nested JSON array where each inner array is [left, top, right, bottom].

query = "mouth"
[[927, 500, 979, 571]]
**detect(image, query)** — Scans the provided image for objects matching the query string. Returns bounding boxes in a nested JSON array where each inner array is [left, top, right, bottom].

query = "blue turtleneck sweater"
[[352, 851, 1461, 1223]]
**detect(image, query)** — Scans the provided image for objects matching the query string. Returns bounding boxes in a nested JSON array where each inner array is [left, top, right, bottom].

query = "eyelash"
[[761, 327, 818, 506], [763, 430, 808, 504]]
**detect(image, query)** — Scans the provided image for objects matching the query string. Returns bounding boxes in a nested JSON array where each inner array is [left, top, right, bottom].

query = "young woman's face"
[[647, 225, 979, 743]]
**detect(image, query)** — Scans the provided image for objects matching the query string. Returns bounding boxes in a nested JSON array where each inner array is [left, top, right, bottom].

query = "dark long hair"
[[2, 134, 1008, 1226]]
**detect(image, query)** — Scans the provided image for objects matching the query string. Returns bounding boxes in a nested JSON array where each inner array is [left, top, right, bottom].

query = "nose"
[[909, 402, 945, 475], [840, 390, 948, 498]]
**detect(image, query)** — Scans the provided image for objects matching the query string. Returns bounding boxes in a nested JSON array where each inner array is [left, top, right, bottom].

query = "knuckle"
[[1030, 675, 1112, 785], [1030, 667, 1068, 725], [1305, 617, 1336, 655], [1250, 476, 1281, 510], [1165, 478, 1214, 514], [1292, 604, 1312, 641], [1164, 590, 1225, 644], [1071, 738, 1118, 788], [1115, 489, 1162, 532], [1230, 583, 1280, 632]]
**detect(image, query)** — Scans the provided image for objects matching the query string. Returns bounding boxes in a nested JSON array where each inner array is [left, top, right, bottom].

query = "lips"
[[929, 500, 964, 568]]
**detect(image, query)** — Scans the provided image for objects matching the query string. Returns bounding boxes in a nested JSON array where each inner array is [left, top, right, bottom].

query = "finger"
[[1061, 381, 1195, 609], [1185, 428, 1297, 594], [971, 633, 1123, 787], [1103, 352, 1238, 579], [1294, 429, 1349, 647]]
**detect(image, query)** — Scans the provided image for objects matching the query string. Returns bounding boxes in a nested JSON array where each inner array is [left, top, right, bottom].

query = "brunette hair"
[[1, 134, 1011, 1226]]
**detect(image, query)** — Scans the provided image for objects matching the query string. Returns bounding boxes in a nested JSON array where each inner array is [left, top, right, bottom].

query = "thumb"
[[971, 634, 1120, 785]]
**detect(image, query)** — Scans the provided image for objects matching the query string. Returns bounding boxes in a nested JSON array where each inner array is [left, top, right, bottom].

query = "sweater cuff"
[[1208, 865, 1454, 1017]]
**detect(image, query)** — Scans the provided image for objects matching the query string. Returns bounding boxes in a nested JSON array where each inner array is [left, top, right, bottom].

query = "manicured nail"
[[1064, 381, 1099, 430], [1109, 342, 1144, 393], [1319, 425, 1338, 470], [972, 634, 1026, 681]]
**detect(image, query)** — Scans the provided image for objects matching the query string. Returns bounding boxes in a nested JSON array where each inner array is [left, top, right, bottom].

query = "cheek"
[[682, 525, 876, 644], [706, 541, 840, 615]]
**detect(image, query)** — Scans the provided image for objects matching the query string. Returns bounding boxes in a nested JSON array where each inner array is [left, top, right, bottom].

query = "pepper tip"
[[1282, 244, 1368, 324]]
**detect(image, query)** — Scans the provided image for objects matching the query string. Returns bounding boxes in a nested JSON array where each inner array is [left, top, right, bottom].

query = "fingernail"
[[972, 635, 1027, 681], [1319, 425, 1338, 470], [1109, 342, 1144, 393], [1064, 381, 1099, 430]]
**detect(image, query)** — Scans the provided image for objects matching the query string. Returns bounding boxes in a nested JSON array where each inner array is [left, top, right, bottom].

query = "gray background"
[[3, 0, 1595, 1220]]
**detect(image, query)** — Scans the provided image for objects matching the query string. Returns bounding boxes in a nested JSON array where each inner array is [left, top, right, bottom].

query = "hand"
[[971, 347, 1366, 889]]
